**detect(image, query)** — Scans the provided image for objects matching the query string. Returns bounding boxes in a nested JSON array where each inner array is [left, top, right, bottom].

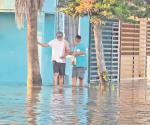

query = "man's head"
[[75, 35, 81, 44], [56, 31, 63, 41]]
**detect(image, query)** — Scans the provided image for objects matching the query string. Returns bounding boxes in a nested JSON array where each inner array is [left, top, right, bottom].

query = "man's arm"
[[60, 41, 71, 59], [65, 45, 71, 56], [37, 41, 49, 47]]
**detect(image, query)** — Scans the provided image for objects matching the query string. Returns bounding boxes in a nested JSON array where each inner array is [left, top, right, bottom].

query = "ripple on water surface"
[[0, 81, 150, 125]]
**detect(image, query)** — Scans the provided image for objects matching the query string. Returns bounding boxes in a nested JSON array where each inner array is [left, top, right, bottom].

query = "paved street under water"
[[0, 80, 150, 125]]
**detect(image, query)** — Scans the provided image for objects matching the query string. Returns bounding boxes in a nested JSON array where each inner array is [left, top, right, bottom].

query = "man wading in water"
[[37, 32, 70, 86]]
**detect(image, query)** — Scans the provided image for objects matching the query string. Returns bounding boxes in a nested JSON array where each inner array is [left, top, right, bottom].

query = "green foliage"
[[144, 0, 150, 17], [59, 1, 79, 17], [102, 71, 109, 82], [110, 0, 130, 20], [59, 0, 149, 24]]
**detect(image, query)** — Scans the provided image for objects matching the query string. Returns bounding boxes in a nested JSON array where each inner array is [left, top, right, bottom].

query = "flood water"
[[0, 80, 150, 125]]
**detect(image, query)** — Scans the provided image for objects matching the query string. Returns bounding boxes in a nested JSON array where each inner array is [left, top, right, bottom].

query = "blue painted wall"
[[0, 12, 56, 84], [0, 0, 56, 13], [0, 13, 27, 83], [0, 0, 57, 84], [43, 0, 56, 13]]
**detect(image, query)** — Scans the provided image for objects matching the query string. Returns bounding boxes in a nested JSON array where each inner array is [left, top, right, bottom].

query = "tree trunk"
[[27, 8, 42, 87], [93, 24, 107, 84]]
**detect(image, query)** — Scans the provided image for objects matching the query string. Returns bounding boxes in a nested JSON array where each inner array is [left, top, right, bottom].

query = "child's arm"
[[73, 51, 85, 56]]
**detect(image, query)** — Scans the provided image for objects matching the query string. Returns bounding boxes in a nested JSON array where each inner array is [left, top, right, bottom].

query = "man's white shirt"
[[48, 39, 70, 63]]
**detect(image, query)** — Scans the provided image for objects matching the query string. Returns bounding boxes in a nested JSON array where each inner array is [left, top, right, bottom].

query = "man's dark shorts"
[[72, 67, 86, 79], [53, 61, 65, 75]]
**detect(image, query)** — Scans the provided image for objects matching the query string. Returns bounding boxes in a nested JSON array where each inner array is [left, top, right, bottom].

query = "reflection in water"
[[26, 86, 42, 125], [119, 80, 150, 125], [88, 85, 118, 125], [49, 86, 88, 125], [1, 81, 150, 124]]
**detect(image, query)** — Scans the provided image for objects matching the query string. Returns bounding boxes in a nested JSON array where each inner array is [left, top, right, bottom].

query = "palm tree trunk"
[[93, 24, 107, 84], [27, 8, 42, 87]]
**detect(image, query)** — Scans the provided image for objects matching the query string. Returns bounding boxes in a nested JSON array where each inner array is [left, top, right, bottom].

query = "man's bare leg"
[[79, 78, 84, 87], [59, 75, 64, 87], [72, 77, 77, 86], [54, 73, 59, 86]]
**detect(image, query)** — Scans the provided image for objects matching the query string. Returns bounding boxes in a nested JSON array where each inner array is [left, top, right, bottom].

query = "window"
[[103, 32, 112, 35], [113, 37, 118, 40], [112, 76, 118, 79], [113, 50, 118, 53], [103, 36, 112, 39], [113, 33, 119, 36], [113, 46, 118, 49], [113, 28, 119, 31], [104, 54, 111, 57], [104, 45, 112, 48], [112, 67, 118, 70]]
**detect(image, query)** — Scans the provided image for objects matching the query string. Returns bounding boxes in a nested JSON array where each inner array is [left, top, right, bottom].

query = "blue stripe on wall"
[[79, 16, 90, 85]]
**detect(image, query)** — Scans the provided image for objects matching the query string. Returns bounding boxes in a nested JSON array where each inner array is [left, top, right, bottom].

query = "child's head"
[[75, 35, 81, 44]]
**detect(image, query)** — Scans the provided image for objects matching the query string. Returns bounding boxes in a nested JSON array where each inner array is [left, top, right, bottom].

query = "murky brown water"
[[0, 80, 150, 125]]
